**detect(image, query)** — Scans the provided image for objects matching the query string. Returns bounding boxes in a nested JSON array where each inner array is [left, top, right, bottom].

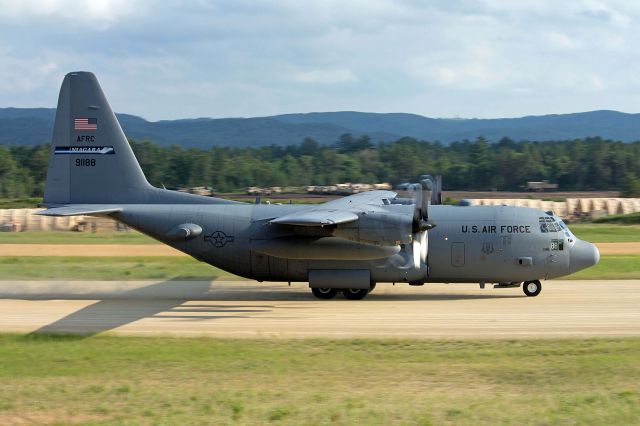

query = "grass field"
[[565, 255, 640, 280], [0, 256, 232, 280], [0, 255, 636, 280], [593, 212, 640, 225], [0, 334, 637, 425], [0, 198, 42, 209], [569, 224, 640, 243], [0, 231, 157, 244]]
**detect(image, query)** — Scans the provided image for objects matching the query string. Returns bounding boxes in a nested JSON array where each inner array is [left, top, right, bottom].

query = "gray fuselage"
[[114, 202, 598, 285]]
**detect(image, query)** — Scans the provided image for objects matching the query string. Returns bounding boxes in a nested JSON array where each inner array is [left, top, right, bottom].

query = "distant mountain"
[[275, 110, 640, 142], [1, 108, 639, 147]]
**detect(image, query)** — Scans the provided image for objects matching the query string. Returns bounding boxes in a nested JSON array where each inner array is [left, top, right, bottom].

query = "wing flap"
[[35, 204, 122, 217]]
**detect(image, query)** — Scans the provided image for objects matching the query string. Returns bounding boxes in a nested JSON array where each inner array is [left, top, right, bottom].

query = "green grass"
[[569, 224, 640, 242], [564, 255, 640, 280], [0, 230, 157, 244], [0, 256, 234, 280], [0, 197, 42, 209], [592, 212, 640, 225], [0, 334, 637, 425]]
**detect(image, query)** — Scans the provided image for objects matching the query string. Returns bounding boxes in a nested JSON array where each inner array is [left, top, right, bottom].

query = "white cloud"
[[1, 0, 640, 119], [547, 32, 580, 49], [0, 0, 142, 28]]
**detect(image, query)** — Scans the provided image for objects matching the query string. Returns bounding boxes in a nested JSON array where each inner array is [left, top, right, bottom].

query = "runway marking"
[[0, 280, 638, 338]]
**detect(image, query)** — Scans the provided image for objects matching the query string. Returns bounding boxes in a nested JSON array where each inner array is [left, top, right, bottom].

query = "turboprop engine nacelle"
[[332, 211, 413, 246]]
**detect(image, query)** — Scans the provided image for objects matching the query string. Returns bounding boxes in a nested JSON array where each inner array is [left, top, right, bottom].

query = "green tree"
[[621, 173, 640, 197]]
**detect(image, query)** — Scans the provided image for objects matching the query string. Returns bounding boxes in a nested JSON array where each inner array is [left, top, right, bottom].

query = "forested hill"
[[2, 138, 639, 198], [2, 108, 640, 148]]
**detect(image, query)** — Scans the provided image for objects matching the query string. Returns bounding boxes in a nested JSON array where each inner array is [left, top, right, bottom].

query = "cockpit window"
[[539, 216, 564, 233]]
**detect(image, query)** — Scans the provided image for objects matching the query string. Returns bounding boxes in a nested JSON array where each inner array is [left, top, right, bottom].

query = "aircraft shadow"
[[12, 280, 525, 337], [27, 280, 277, 337]]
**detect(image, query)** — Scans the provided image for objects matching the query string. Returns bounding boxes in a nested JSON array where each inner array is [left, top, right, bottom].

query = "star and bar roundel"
[[204, 231, 234, 248]]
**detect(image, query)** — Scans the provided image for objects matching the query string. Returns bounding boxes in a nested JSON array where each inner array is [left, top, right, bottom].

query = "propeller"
[[410, 176, 436, 269]]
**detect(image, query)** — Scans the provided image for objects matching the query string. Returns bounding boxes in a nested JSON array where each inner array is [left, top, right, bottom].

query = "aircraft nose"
[[569, 240, 600, 274]]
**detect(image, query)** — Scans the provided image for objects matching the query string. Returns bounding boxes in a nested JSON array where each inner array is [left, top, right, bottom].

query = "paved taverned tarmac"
[[1, 242, 639, 256], [0, 280, 638, 338]]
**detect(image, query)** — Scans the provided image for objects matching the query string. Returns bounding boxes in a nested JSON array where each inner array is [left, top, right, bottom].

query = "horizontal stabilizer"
[[35, 204, 122, 217]]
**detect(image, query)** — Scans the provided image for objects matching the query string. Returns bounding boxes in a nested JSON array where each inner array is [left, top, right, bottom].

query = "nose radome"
[[569, 240, 600, 273]]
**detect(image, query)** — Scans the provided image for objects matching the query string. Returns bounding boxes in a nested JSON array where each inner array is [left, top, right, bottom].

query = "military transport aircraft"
[[37, 72, 600, 300]]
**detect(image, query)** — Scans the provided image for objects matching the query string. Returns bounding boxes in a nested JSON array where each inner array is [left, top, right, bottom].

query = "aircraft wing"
[[35, 204, 123, 216], [270, 190, 396, 226]]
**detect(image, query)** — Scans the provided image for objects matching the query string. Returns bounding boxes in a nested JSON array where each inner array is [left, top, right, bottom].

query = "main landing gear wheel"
[[311, 287, 338, 299], [523, 280, 542, 297], [342, 288, 369, 300]]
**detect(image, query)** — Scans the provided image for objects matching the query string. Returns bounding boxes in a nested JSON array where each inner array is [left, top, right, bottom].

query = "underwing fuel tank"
[[251, 237, 400, 260]]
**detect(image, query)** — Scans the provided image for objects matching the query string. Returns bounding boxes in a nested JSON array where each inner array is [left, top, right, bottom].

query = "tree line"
[[1, 134, 639, 198]]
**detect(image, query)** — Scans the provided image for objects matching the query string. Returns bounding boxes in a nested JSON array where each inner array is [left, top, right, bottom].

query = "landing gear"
[[523, 280, 542, 297], [342, 288, 369, 300], [311, 284, 373, 300], [311, 287, 338, 299]]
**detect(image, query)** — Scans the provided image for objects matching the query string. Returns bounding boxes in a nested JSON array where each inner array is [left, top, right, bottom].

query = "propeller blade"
[[420, 177, 433, 221], [420, 230, 428, 263], [412, 237, 421, 269], [412, 183, 423, 228], [408, 176, 436, 269]]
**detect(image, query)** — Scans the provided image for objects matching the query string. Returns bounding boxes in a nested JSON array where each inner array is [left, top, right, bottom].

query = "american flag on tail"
[[74, 118, 97, 130]]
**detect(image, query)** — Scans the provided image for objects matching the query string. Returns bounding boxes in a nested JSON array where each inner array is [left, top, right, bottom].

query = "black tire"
[[311, 287, 338, 299], [523, 280, 542, 297], [343, 288, 369, 300], [369, 283, 377, 293]]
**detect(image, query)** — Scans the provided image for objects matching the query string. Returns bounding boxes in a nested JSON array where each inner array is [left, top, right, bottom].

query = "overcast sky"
[[0, 0, 639, 120]]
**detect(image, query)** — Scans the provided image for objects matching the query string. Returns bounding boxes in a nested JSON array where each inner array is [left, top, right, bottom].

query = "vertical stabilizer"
[[43, 72, 153, 205]]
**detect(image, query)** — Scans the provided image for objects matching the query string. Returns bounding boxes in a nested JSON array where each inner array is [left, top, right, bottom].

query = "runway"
[[0, 280, 638, 339]]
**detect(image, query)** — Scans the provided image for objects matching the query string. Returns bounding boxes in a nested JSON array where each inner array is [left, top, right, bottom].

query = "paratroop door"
[[451, 242, 465, 267]]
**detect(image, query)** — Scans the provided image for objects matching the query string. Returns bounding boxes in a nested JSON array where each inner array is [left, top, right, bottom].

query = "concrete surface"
[[0, 280, 638, 338]]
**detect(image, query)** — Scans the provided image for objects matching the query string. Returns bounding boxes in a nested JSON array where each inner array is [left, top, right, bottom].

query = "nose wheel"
[[523, 280, 542, 297]]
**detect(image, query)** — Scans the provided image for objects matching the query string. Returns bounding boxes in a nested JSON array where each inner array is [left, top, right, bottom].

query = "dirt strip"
[[594, 242, 640, 255], [0, 244, 185, 256], [0, 242, 639, 257]]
